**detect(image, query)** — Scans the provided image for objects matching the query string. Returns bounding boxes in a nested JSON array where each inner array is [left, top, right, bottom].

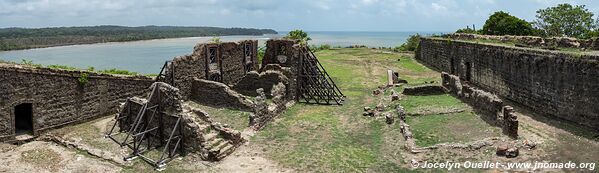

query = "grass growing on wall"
[[0, 59, 150, 76], [98, 68, 139, 75]]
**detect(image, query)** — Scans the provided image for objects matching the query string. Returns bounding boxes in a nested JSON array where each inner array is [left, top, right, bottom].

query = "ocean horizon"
[[0, 31, 448, 74]]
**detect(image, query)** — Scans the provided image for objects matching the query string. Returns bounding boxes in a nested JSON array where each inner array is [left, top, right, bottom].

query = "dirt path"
[[0, 141, 121, 173], [213, 140, 293, 173], [209, 129, 292, 173]]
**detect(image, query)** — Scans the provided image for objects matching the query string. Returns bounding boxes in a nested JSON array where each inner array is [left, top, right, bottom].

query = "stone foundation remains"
[[442, 72, 518, 138], [417, 37, 599, 130], [402, 85, 446, 96]]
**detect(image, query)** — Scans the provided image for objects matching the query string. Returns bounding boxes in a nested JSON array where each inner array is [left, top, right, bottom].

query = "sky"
[[0, 0, 598, 32]]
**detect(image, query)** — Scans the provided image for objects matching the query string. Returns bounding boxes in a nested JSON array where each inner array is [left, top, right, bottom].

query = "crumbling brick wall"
[[165, 40, 258, 99], [0, 64, 153, 141], [417, 38, 599, 130]]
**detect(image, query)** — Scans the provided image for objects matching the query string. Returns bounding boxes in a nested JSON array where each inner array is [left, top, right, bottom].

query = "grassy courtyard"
[[251, 48, 500, 172]]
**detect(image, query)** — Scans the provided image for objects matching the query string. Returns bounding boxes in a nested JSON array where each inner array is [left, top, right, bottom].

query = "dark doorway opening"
[[14, 103, 33, 135], [465, 62, 472, 82]]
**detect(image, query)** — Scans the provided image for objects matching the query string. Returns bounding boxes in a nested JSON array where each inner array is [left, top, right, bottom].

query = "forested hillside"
[[0, 25, 277, 51]]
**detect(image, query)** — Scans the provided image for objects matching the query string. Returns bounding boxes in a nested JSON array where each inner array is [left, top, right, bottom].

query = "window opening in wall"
[[244, 43, 252, 58], [14, 103, 33, 135], [244, 43, 253, 73], [209, 47, 217, 64]]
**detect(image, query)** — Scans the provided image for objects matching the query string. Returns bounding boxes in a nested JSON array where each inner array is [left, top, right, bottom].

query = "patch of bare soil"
[[0, 141, 120, 173], [515, 109, 599, 164], [406, 105, 468, 116], [212, 131, 293, 173], [45, 116, 132, 166]]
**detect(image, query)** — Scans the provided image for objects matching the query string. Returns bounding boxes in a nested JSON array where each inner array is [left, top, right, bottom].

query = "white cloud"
[[361, 0, 379, 5], [431, 2, 447, 11]]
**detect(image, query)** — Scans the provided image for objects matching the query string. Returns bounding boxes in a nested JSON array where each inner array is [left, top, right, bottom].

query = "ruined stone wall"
[[0, 64, 153, 141], [165, 40, 258, 99], [442, 72, 518, 138], [250, 83, 290, 130], [232, 70, 289, 97], [221, 40, 259, 84], [448, 33, 599, 50], [190, 78, 254, 111], [117, 82, 244, 157], [417, 37, 599, 130], [261, 39, 301, 101]]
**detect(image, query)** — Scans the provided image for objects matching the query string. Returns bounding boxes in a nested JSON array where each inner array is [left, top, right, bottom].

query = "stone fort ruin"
[[3, 33, 597, 170], [0, 39, 345, 169], [416, 37, 599, 130]]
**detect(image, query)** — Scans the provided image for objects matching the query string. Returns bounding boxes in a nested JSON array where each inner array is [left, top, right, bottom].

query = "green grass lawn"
[[251, 48, 499, 172]]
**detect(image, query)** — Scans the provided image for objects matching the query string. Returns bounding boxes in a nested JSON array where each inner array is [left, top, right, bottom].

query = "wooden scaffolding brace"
[[105, 84, 184, 171], [298, 47, 345, 105], [155, 60, 175, 87]]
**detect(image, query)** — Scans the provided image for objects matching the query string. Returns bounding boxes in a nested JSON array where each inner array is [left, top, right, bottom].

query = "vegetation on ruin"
[[455, 26, 479, 34], [47, 64, 78, 70], [0, 25, 277, 51], [210, 37, 222, 44], [0, 58, 148, 76], [285, 30, 311, 45], [395, 34, 421, 52], [20, 59, 42, 67], [257, 47, 266, 64], [98, 68, 139, 75], [77, 72, 89, 86]]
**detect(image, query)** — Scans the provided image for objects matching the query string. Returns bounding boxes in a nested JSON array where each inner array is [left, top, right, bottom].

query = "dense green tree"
[[285, 30, 311, 45], [533, 4, 598, 38], [482, 11, 534, 36]]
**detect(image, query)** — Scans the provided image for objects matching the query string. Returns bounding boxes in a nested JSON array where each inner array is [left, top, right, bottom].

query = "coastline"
[[0, 34, 279, 52]]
